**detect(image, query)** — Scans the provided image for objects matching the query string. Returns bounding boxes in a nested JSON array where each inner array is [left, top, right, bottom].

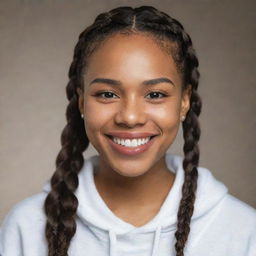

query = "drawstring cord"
[[151, 225, 162, 256], [109, 230, 117, 256], [108, 225, 162, 256]]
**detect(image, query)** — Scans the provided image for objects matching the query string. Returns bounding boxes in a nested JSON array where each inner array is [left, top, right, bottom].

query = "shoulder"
[[222, 193, 256, 226], [1, 192, 47, 227], [195, 165, 256, 233], [213, 192, 256, 252], [198, 166, 256, 228], [220, 194, 256, 254], [0, 193, 47, 254]]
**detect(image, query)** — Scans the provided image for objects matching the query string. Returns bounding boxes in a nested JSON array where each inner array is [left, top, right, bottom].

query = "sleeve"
[[0, 206, 24, 256]]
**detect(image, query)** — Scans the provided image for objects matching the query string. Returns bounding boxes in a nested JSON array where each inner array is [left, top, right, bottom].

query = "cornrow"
[[43, 5, 202, 255]]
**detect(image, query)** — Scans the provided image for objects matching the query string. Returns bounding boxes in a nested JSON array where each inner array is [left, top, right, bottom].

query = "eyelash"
[[94, 91, 168, 100]]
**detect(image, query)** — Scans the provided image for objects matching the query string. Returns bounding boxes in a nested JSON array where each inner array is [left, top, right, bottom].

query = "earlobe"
[[76, 87, 83, 97], [181, 85, 192, 118]]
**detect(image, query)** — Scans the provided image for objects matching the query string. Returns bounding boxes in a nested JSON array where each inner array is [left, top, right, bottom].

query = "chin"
[[114, 169, 148, 178]]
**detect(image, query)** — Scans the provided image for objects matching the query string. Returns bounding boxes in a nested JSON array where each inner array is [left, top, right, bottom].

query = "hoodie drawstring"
[[151, 225, 162, 256], [108, 226, 162, 256], [109, 230, 117, 256]]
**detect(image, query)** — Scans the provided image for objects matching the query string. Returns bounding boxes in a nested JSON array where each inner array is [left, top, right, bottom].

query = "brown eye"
[[95, 91, 119, 99], [146, 91, 167, 99]]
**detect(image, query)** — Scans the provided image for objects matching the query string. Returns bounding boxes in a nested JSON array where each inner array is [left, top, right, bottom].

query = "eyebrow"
[[89, 77, 175, 87]]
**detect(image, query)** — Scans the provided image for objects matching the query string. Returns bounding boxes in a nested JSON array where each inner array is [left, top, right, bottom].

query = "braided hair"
[[44, 5, 202, 256]]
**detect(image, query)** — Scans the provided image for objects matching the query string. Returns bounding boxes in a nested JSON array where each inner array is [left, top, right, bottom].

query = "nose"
[[114, 95, 147, 128]]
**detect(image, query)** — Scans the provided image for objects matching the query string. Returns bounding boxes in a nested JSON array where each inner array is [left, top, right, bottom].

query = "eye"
[[146, 91, 168, 99], [94, 91, 119, 99]]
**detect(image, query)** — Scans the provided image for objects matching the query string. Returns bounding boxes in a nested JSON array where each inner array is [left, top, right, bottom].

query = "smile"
[[106, 135, 157, 156], [111, 136, 152, 147]]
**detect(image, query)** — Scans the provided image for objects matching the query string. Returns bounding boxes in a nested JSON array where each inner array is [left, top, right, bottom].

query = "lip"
[[105, 134, 158, 156], [106, 131, 158, 139]]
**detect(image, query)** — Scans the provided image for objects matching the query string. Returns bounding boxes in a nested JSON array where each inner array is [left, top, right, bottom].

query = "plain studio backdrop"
[[0, 0, 255, 223]]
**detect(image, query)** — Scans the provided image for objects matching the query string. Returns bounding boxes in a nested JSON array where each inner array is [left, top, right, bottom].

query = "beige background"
[[1, 0, 255, 224]]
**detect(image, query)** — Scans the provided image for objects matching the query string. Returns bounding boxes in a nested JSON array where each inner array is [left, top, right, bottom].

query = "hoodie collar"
[[43, 153, 228, 256]]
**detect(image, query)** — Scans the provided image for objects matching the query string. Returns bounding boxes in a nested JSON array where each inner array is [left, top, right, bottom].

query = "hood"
[[42, 153, 228, 256]]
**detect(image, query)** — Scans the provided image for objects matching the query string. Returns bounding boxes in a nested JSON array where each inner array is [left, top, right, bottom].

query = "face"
[[77, 33, 191, 178]]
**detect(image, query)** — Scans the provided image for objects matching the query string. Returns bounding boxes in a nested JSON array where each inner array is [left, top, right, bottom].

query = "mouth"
[[104, 134, 158, 156]]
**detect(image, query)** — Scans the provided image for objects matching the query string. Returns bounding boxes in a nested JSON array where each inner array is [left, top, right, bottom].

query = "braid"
[[174, 30, 201, 256], [175, 88, 201, 256], [43, 5, 202, 255], [44, 34, 89, 255]]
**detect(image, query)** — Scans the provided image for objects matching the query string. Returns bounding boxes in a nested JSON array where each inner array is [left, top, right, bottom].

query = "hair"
[[43, 5, 202, 256]]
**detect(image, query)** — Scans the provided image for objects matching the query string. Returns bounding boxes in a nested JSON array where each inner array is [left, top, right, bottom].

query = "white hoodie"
[[1, 153, 256, 256]]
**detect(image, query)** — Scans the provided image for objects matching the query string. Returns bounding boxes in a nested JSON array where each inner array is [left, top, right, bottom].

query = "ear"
[[180, 84, 192, 118], [76, 87, 84, 115]]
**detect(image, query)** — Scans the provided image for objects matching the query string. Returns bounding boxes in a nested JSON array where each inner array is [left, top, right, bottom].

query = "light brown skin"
[[77, 33, 191, 226]]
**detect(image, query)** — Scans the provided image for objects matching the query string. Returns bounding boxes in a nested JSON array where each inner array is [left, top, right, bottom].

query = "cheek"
[[83, 99, 120, 154], [83, 99, 114, 133], [82, 101, 104, 150], [148, 99, 181, 129]]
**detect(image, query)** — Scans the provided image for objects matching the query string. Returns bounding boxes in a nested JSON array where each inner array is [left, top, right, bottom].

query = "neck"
[[93, 157, 176, 214]]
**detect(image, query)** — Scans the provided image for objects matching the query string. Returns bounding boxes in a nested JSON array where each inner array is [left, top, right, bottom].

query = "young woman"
[[1, 5, 255, 256]]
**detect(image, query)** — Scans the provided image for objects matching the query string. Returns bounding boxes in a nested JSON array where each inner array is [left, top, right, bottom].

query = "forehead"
[[84, 33, 182, 87]]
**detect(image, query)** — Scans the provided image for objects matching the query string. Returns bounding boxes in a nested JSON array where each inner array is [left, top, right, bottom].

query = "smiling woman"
[[1, 5, 256, 256], [76, 32, 191, 180]]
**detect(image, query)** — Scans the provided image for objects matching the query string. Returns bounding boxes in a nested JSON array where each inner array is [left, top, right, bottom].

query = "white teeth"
[[112, 137, 151, 147]]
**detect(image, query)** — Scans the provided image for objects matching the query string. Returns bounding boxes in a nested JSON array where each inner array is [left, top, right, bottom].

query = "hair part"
[[44, 5, 202, 256]]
